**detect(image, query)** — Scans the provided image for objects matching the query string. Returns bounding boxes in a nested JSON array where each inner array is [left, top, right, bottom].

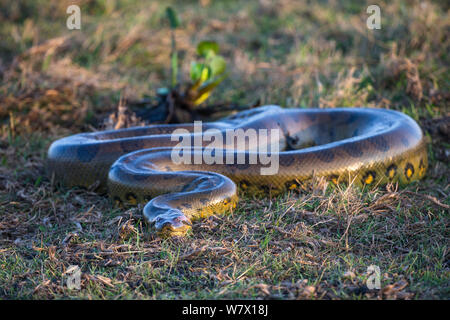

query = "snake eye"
[[222, 197, 234, 206]]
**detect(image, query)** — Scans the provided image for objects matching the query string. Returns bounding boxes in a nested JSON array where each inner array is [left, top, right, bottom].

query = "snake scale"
[[47, 106, 428, 236]]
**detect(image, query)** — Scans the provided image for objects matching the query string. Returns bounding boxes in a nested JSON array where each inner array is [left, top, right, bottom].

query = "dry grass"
[[0, 0, 448, 299]]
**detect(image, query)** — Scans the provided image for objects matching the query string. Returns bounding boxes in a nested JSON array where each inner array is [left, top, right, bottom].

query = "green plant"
[[165, 7, 227, 107], [166, 7, 179, 88]]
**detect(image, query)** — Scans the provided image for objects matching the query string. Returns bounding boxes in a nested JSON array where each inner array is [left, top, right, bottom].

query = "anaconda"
[[47, 106, 428, 236]]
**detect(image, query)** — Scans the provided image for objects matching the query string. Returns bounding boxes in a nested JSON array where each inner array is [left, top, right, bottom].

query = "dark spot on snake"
[[76, 144, 100, 163], [200, 198, 210, 205], [362, 171, 376, 185], [280, 155, 295, 167], [239, 180, 251, 189], [346, 112, 358, 124], [259, 184, 271, 193], [306, 113, 317, 122], [352, 128, 359, 137], [385, 164, 397, 180], [419, 158, 425, 169], [404, 163, 414, 180], [327, 174, 339, 185], [418, 158, 426, 176], [286, 135, 299, 150], [342, 143, 363, 158], [126, 192, 138, 202], [329, 129, 336, 141], [181, 203, 192, 209], [285, 180, 299, 191], [133, 174, 149, 181], [401, 137, 410, 147], [315, 149, 335, 163], [113, 196, 123, 206], [235, 163, 251, 170], [120, 157, 131, 164], [163, 174, 175, 180], [370, 135, 389, 152], [232, 153, 251, 168], [120, 138, 145, 153], [165, 166, 173, 172]]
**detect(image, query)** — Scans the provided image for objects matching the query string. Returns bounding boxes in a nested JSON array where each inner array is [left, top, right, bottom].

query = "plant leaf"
[[190, 62, 211, 83], [209, 55, 226, 77], [191, 74, 227, 106], [171, 51, 178, 87], [197, 41, 219, 57], [200, 66, 211, 82], [166, 7, 179, 29], [190, 62, 203, 81]]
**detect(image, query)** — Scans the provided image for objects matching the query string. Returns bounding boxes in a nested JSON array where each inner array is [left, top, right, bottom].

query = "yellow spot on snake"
[[241, 183, 247, 189], [127, 196, 137, 205], [418, 159, 426, 177], [289, 183, 297, 190], [406, 168, 413, 178], [365, 174, 374, 185], [419, 166, 425, 176], [388, 168, 395, 179]]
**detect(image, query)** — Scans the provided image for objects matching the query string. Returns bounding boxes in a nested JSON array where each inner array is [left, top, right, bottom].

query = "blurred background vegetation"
[[0, 0, 448, 130]]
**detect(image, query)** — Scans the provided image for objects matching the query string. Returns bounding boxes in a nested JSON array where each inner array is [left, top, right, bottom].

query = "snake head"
[[153, 209, 192, 237]]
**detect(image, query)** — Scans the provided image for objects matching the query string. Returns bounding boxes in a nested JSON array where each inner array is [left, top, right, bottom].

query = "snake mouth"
[[157, 223, 192, 238], [154, 211, 192, 237]]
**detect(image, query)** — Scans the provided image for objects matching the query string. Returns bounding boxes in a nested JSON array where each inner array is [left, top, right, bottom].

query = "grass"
[[0, 0, 449, 299]]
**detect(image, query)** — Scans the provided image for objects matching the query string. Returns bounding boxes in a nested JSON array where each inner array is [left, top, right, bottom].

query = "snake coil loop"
[[47, 106, 428, 236]]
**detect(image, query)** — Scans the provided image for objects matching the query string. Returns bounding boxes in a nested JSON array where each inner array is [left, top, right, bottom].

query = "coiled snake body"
[[47, 106, 428, 236]]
